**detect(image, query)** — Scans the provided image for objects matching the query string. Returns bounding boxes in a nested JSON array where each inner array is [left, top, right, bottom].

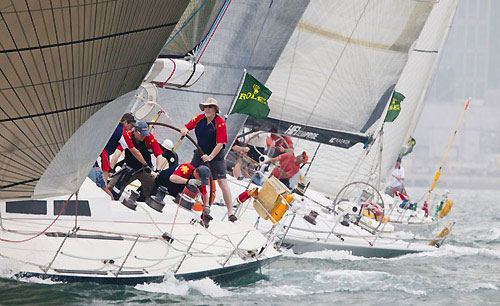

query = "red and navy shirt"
[[98, 123, 134, 171], [185, 114, 227, 158], [117, 132, 163, 170], [104, 123, 135, 155], [157, 163, 207, 197], [172, 163, 207, 195]]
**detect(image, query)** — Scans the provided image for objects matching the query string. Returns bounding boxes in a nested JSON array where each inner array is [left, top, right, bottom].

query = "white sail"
[[259, 0, 435, 195], [266, 0, 434, 133], [0, 1, 190, 199], [298, 0, 459, 195], [159, 0, 227, 57], [379, 0, 459, 184]]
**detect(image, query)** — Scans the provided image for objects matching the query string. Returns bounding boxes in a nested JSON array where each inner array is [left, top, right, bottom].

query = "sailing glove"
[[187, 178, 201, 187]]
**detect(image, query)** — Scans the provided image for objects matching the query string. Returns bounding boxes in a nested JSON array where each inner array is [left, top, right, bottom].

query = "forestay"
[[0, 1, 189, 199]]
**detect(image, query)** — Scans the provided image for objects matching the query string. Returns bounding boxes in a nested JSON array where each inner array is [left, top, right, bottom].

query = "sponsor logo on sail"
[[329, 137, 350, 145], [285, 125, 319, 140]]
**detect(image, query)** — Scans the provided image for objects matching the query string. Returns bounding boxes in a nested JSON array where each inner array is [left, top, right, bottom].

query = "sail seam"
[[414, 49, 438, 53], [0, 100, 112, 123], [0, 178, 39, 190], [0, 21, 179, 54]]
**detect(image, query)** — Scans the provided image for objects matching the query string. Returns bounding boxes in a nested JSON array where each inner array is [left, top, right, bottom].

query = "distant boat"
[[221, 0, 458, 258]]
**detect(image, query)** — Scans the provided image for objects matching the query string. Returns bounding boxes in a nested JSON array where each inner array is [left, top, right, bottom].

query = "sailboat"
[[337, 0, 460, 234], [216, 0, 459, 258], [0, 0, 306, 284]]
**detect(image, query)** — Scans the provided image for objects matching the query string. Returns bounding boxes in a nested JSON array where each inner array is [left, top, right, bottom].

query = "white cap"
[[162, 139, 174, 150]]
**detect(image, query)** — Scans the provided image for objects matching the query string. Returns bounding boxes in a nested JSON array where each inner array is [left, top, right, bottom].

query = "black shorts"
[[191, 149, 227, 180]]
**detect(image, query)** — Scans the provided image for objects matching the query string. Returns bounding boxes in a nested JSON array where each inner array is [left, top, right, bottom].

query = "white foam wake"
[[315, 269, 391, 283], [283, 249, 365, 261], [134, 275, 230, 297], [0, 257, 63, 284], [392, 245, 500, 260]]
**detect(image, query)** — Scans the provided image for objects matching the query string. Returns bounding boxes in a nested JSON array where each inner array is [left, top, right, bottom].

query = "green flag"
[[230, 73, 272, 119], [384, 91, 406, 122]]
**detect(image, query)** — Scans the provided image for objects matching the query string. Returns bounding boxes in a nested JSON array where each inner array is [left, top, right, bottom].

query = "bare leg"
[[217, 178, 233, 216], [233, 157, 242, 178]]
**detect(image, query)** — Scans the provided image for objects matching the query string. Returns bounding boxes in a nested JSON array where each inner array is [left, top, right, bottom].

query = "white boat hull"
[[0, 180, 280, 284], [213, 176, 440, 258]]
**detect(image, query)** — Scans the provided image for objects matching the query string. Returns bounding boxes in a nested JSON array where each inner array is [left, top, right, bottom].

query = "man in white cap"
[[180, 97, 236, 222]]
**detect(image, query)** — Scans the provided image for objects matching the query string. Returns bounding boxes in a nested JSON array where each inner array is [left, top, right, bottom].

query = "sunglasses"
[[203, 105, 215, 108]]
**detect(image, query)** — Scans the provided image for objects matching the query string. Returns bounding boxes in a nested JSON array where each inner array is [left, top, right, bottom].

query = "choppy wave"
[[313, 269, 427, 296], [463, 282, 498, 292], [134, 275, 230, 297], [254, 284, 306, 296]]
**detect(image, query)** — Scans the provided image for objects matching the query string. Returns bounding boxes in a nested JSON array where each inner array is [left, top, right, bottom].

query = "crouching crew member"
[[108, 121, 164, 199], [154, 164, 211, 203]]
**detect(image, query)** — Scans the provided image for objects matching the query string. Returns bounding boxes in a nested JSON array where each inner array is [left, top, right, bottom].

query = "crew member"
[[385, 156, 410, 200], [108, 121, 164, 199], [101, 113, 148, 182], [155, 164, 211, 202], [180, 98, 236, 222], [261, 151, 308, 189]]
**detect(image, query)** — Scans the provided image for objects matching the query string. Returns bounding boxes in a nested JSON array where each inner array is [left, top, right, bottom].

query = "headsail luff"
[[156, 0, 309, 162], [0, 1, 189, 199]]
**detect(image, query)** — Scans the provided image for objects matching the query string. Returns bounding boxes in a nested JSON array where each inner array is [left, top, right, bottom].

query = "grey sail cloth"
[[156, 0, 309, 163], [240, 1, 435, 197], [0, 1, 189, 199], [266, 0, 434, 135], [289, 1, 456, 196], [160, 0, 227, 57]]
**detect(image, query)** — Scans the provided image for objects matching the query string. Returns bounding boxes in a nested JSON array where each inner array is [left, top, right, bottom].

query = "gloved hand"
[[187, 178, 201, 187], [143, 165, 152, 173]]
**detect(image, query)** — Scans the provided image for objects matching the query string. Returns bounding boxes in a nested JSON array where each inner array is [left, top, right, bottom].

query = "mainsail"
[[264, 0, 434, 136], [0, 1, 189, 199], [155, 0, 309, 160], [294, 0, 458, 196], [254, 0, 436, 195]]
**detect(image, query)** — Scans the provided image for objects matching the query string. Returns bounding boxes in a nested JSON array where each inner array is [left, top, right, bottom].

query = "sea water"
[[0, 188, 498, 305]]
